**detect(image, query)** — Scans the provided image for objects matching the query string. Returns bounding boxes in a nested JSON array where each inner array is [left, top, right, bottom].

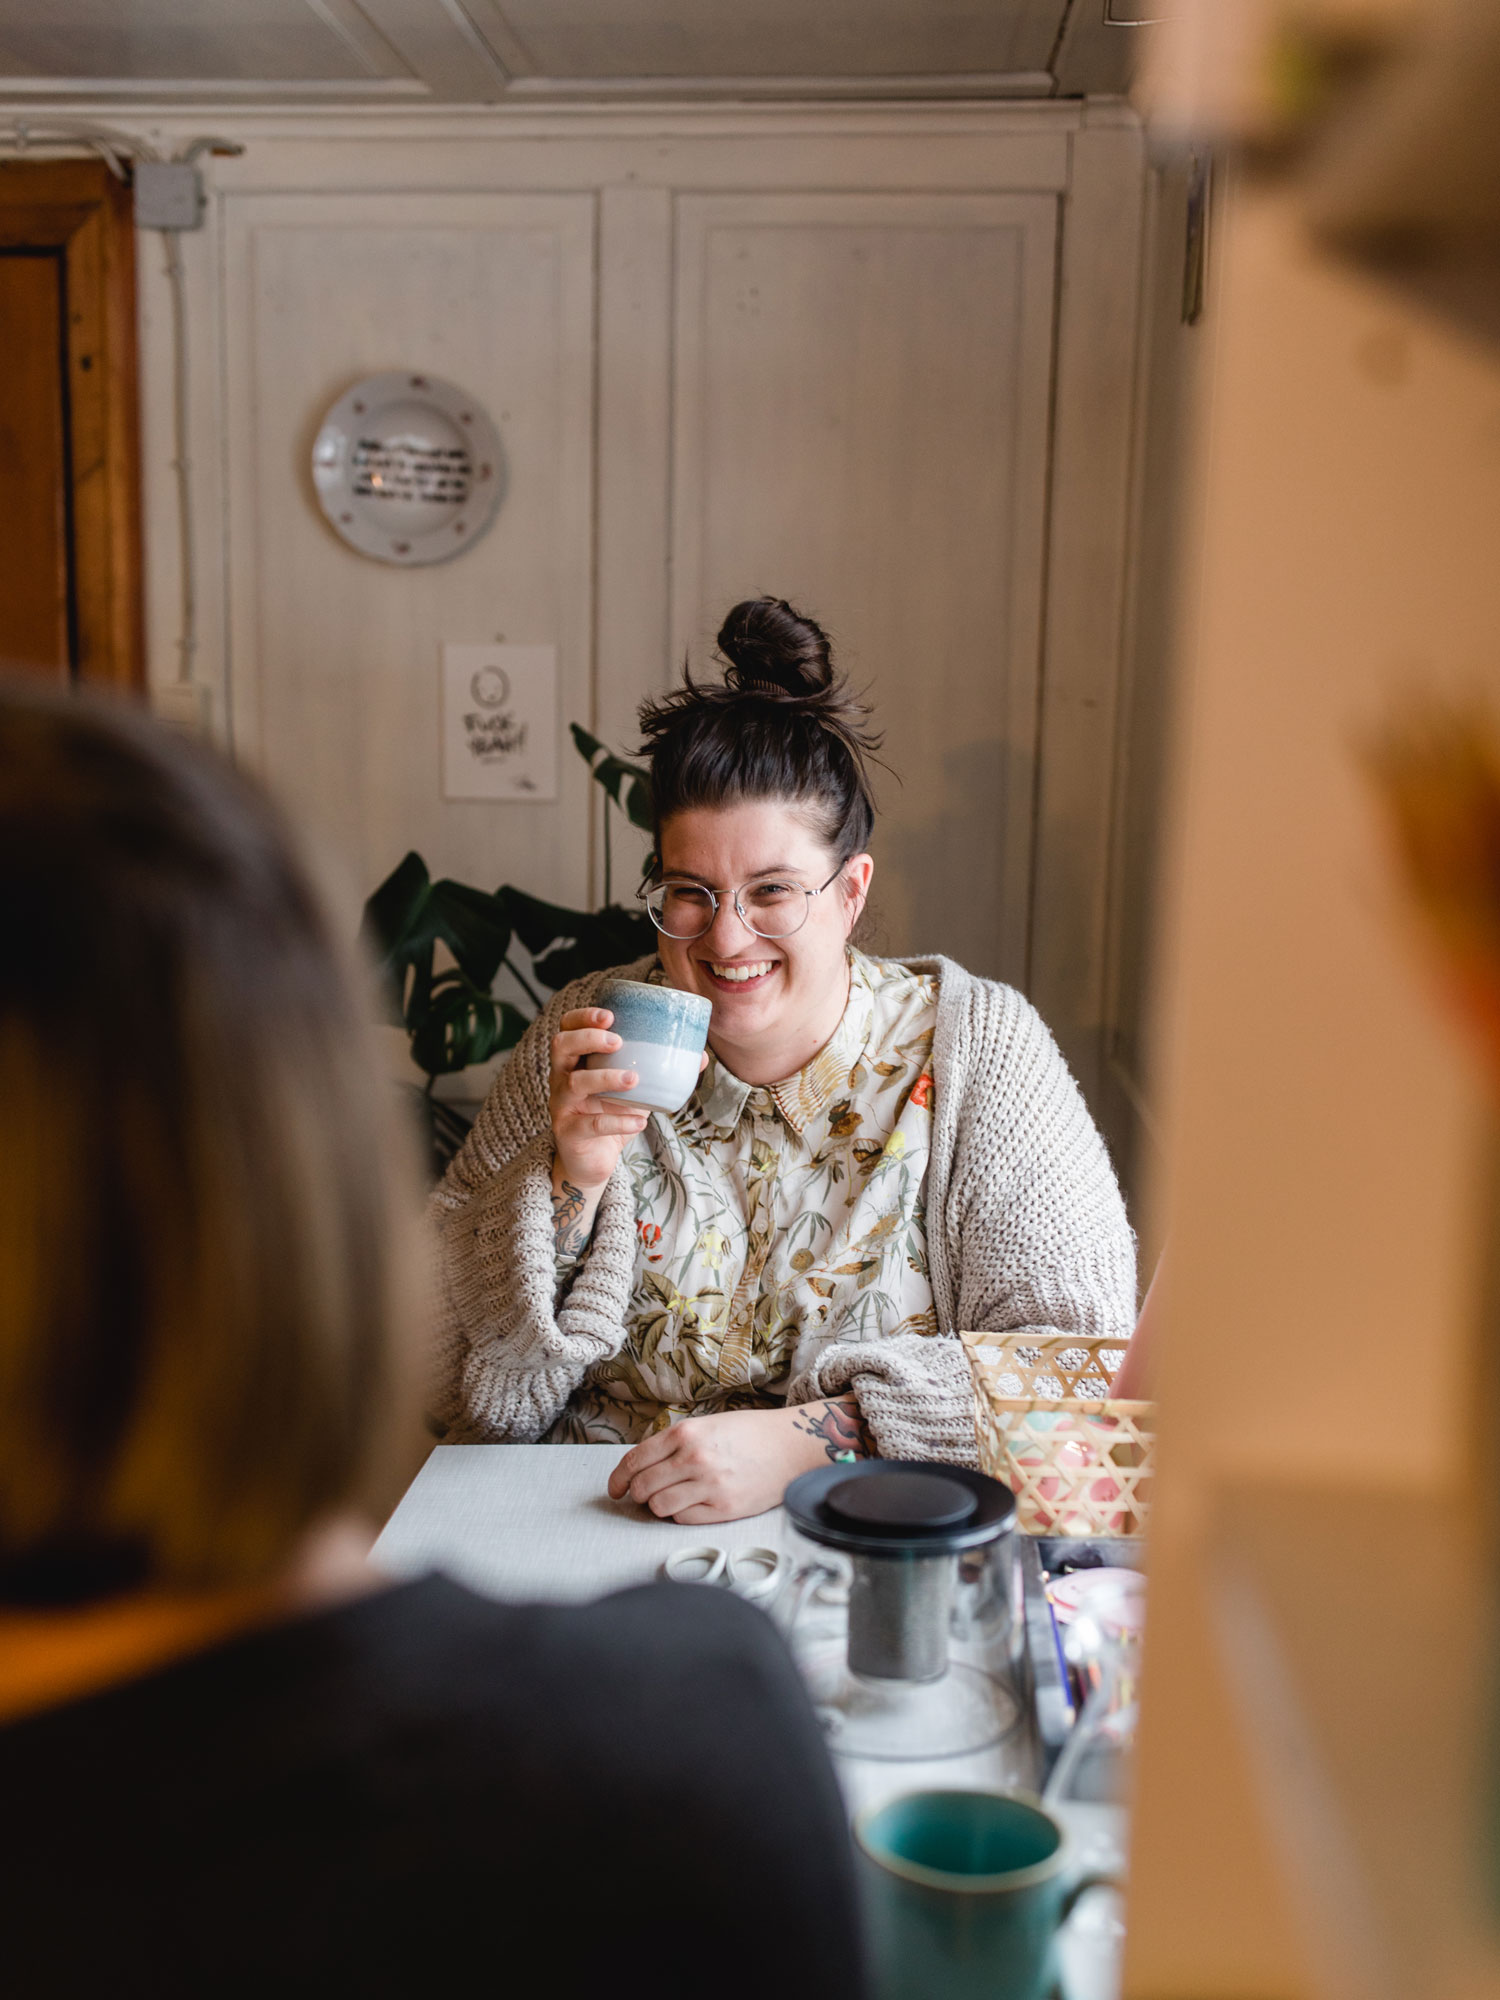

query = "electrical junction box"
[[133, 161, 202, 231]]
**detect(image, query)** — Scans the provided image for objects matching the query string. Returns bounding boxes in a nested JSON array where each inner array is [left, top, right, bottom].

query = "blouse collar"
[[676, 950, 876, 1139]]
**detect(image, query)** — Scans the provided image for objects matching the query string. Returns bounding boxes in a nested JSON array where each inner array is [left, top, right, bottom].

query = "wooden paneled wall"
[[222, 190, 597, 916], [111, 101, 1148, 1142], [669, 189, 1058, 982]]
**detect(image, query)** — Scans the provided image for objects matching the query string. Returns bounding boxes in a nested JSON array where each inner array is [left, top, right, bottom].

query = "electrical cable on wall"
[[161, 228, 196, 690], [0, 120, 244, 725]]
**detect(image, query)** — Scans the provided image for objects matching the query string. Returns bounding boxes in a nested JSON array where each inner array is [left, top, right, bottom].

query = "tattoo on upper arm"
[[552, 1177, 592, 1262], [792, 1397, 875, 1462]]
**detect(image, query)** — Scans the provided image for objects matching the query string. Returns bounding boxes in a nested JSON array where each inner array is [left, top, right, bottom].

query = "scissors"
[[662, 1543, 792, 1605]]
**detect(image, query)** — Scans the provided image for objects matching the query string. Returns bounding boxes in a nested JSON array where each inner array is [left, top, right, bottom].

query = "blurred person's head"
[[0, 682, 418, 1608]]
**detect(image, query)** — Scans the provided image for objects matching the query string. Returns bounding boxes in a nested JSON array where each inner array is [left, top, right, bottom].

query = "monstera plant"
[[361, 724, 657, 1174]]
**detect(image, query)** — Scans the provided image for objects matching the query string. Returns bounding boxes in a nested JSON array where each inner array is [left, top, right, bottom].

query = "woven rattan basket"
[[961, 1330, 1155, 1537]]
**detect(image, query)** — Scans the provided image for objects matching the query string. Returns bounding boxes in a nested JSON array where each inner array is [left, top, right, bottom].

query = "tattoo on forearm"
[[793, 1397, 875, 1462], [551, 1177, 592, 1262]]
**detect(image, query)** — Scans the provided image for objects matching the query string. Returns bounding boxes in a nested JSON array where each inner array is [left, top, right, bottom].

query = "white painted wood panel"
[[114, 104, 1153, 1133], [592, 181, 672, 899], [1100, 151, 1210, 1210], [670, 191, 1057, 984], [221, 190, 596, 910], [190, 112, 1073, 201], [1027, 110, 1147, 1110]]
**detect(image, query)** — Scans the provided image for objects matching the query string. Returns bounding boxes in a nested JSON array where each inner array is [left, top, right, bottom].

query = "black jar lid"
[[826, 1469, 978, 1532], [784, 1459, 1015, 1557]]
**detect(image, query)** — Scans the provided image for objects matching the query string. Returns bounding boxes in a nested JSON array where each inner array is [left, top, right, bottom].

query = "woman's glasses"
[[639, 862, 847, 941]]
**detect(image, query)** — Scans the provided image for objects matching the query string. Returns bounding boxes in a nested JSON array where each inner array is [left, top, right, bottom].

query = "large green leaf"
[[362, 854, 518, 1024], [571, 723, 655, 831], [366, 838, 655, 1082], [361, 849, 430, 958], [496, 886, 594, 960], [360, 851, 437, 1022], [428, 877, 512, 991], [408, 972, 531, 1077], [530, 904, 657, 990]]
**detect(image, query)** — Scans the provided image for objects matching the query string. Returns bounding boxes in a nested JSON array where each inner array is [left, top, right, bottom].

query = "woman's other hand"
[[548, 1007, 651, 1193], [606, 1398, 872, 1525]]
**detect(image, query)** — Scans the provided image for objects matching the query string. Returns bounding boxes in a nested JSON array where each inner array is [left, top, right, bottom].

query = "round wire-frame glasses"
[[638, 861, 848, 941]]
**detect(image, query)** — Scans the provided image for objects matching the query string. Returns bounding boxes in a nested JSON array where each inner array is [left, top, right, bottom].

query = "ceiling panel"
[[0, 0, 405, 83], [494, 0, 1066, 80], [0, 0, 1140, 99]]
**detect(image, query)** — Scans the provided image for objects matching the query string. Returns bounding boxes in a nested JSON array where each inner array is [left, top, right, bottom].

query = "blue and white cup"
[[585, 977, 712, 1115]]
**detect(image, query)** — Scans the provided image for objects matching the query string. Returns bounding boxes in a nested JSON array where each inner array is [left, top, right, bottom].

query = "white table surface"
[[376, 1444, 1125, 1999]]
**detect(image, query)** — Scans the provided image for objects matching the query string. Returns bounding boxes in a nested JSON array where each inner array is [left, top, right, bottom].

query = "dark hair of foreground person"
[[0, 680, 409, 1602], [0, 682, 864, 2000]]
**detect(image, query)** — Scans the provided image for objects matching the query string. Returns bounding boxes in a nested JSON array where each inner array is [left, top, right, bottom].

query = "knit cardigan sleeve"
[[426, 961, 651, 1443], [796, 963, 1137, 1467]]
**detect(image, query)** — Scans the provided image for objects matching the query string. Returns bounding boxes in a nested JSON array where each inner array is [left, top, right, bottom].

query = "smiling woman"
[[431, 598, 1138, 1521]]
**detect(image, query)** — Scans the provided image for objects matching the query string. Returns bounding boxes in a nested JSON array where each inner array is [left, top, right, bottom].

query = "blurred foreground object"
[[1119, 4, 1500, 1989], [1140, 0, 1500, 338], [1366, 704, 1500, 1098], [1139, 0, 1422, 152]]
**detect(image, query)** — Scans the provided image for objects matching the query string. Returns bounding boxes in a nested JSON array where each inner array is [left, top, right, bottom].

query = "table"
[[376, 1444, 1126, 1999]]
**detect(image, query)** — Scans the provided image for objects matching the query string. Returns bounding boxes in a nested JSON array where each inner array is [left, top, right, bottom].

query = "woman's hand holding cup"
[[549, 1008, 651, 1192], [549, 983, 712, 1272]]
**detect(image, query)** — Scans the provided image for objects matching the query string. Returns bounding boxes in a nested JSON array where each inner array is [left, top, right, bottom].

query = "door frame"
[[0, 159, 144, 691]]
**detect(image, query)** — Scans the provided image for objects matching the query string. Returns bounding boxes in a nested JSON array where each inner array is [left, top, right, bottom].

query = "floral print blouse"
[[547, 948, 939, 1445]]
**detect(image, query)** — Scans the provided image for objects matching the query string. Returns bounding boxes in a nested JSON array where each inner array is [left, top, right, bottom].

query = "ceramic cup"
[[584, 977, 712, 1115], [854, 1789, 1120, 2000]]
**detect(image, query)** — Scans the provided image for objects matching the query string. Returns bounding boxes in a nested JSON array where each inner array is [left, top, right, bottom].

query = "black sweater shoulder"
[[0, 1576, 864, 2000]]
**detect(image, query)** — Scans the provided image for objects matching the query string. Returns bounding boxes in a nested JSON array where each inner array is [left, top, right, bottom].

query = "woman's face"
[[653, 800, 873, 1081]]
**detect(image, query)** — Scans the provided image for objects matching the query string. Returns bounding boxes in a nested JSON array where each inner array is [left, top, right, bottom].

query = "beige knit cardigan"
[[429, 955, 1137, 1463]]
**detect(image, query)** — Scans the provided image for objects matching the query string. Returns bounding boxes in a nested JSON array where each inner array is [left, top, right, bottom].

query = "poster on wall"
[[441, 643, 558, 802]]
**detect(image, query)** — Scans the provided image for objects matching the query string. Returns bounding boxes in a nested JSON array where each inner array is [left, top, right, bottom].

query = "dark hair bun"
[[638, 593, 884, 864], [717, 597, 833, 701]]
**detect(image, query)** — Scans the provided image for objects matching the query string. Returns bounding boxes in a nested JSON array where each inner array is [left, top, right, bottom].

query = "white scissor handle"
[[725, 1546, 791, 1603], [663, 1544, 728, 1585]]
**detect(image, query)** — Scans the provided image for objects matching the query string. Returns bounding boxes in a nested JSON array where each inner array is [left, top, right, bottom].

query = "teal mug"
[[854, 1789, 1121, 2000]]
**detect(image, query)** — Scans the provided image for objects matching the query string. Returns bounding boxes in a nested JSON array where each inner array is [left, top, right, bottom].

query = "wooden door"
[[0, 161, 143, 689]]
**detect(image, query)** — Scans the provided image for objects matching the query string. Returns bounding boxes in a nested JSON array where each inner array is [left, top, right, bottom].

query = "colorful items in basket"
[[1042, 1565, 1146, 1811], [961, 1331, 1156, 1536], [1046, 1566, 1146, 1630], [1046, 1567, 1147, 1728]]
